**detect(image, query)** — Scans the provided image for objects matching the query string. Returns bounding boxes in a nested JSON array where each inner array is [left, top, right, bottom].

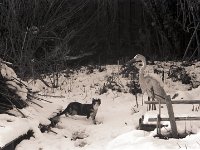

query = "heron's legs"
[[152, 97, 156, 110], [151, 88, 156, 110], [147, 97, 151, 111]]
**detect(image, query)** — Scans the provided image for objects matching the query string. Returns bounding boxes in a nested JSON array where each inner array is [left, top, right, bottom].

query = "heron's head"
[[125, 54, 146, 68], [133, 54, 146, 62]]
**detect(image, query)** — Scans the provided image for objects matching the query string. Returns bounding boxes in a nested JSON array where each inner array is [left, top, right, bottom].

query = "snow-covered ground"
[[1, 64, 200, 150]]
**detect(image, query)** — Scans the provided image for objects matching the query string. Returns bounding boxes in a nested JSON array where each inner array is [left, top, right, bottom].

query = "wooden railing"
[[144, 95, 200, 138]]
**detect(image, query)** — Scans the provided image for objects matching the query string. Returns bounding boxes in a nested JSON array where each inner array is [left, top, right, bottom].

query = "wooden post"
[[165, 95, 178, 138], [157, 99, 161, 135], [157, 114, 161, 135], [148, 97, 151, 111], [139, 118, 142, 130], [139, 115, 144, 130], [142, 94, 143, 106]]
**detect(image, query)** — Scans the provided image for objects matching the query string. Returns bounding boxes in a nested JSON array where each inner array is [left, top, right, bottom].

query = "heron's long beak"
[[126, 58, 141, 65]]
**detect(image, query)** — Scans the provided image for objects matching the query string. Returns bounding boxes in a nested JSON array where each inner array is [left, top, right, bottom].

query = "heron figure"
[[132, 54, 167, 110]]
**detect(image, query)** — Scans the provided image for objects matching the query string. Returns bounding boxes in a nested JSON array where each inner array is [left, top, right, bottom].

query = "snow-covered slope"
[[1, 64, 200, 150]]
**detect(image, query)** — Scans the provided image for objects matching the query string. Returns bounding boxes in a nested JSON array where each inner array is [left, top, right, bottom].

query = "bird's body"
[[133, 54, 167, 109], [140, 75, 167, 102]]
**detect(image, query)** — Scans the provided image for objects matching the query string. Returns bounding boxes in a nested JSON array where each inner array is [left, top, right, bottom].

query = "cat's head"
[[92, 98, 101, 110]]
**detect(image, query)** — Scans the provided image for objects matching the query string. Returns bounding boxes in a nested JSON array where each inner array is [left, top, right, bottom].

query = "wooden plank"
[[165, 95, 178, 138], [139, 115, 157, 131], [149, 116, 200, 122], [145, 100, 200, 104]]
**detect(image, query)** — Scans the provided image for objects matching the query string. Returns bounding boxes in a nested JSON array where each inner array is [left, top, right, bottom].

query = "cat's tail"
[[56, 108, 68, 117], [50, 109, 67, 126]]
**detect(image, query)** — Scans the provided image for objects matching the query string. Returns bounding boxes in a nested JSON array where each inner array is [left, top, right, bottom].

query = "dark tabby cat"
[[56, 98, 101, 124]]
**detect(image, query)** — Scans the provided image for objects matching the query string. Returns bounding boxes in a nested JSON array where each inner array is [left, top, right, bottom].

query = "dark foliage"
[[141, 0, 200, 59], [0, 0, 116, 78], [0, 0, 200, 80], [0, 71, 27, 114], [127, 80, 142, 95], [99, 74, 123, 95], [168, 65, 191, 84], [120, 63, 139, 78], [120, 62, 142, 95]]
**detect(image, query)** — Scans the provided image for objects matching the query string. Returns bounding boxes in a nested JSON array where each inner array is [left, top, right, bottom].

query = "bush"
[[0, 0, 115, 78]]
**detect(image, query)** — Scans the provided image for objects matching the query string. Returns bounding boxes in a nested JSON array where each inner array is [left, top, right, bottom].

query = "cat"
[[54, 98, 101, 124]]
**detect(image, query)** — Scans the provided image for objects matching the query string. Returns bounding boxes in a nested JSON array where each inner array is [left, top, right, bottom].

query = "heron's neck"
[[139, 60, 146, 81]]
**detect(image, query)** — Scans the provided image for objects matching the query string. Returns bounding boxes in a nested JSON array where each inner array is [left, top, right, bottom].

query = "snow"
[[1, 63, 28, 100], [107, 130, 200, 150], [0, 114, 41, 148], [1, 64, 200, 150], [1, 63, 17, 80]]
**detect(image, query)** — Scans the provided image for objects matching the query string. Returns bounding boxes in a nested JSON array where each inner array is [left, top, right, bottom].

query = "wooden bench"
[[140, 95, 200, 138]]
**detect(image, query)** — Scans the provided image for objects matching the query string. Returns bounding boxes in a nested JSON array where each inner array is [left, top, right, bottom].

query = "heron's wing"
[[143, 77, 154, 97], [144, 76, 167, 101]]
